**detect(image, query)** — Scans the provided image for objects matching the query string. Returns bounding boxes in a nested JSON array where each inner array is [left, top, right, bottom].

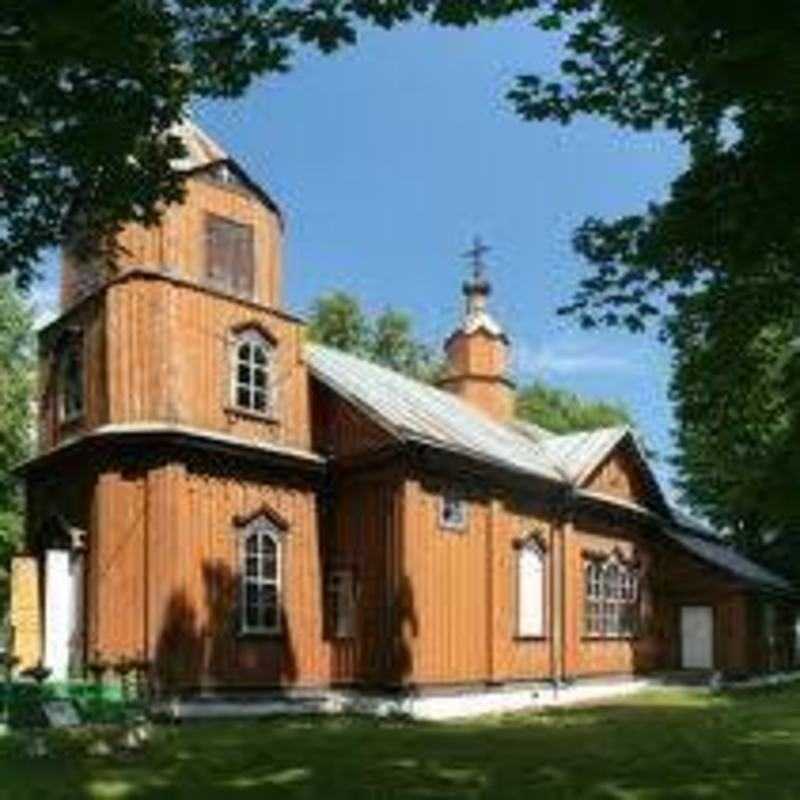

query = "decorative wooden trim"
[[233, 503, 290, 531], [230, 320, 278, 345], [512, 528, 548, 552], [581, 545, 638, 568], [223, 406, 279, 425]]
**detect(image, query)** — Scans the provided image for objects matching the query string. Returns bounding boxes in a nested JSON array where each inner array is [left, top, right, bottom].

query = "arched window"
[[517, 538, 545, 638], [232, 329, 274, 415], [59, 335, 84, 423], [584, 553, 639, 637], [239, 516, 282, 634]]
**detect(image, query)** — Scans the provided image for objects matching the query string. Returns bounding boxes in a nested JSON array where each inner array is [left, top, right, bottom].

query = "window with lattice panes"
[[232, 329, 274, 415], [584, 555, 639, 638], [239, 516, 282, 635]]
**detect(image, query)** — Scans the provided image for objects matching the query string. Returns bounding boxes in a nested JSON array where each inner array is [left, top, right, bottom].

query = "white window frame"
[[231, 328, 275, 416], [584, 553, 639, 638], [327, 569, 356, 639], [239, 516, 282, 635], [517, 539, 546, 638], [59, 337, 85, 424], [439, 490, 467, 531]]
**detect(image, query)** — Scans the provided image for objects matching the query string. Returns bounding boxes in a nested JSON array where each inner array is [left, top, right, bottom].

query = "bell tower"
[[438, 238, 516, 423]]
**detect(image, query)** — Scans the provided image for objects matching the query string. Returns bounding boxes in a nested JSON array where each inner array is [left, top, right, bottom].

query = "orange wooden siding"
[[88, 456, 327, 690], [39, 272, 311, 453], [62, 176, 282, 310]]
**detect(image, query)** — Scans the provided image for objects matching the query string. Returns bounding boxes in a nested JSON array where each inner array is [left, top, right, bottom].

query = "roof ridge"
[[306, 343, 569, 482]]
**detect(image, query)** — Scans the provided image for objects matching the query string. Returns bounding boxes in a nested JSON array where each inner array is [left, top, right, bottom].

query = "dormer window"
[[58, 335, 84, 423], [232, 328, 274, 416], [205, 213, 255, 298]]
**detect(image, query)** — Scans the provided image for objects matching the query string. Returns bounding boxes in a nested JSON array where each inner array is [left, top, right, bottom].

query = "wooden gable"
[[582, 436, 663, 513], [310, 379, 396, 461]]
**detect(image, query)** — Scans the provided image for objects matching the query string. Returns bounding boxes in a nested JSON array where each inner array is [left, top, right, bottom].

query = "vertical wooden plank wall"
[[90, 455, 326, 689], [399, 480, 556, 686], [63, 176, 283, 310]]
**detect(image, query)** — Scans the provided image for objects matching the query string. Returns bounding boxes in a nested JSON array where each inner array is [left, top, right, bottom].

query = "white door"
[[681, 605, 714, 669]]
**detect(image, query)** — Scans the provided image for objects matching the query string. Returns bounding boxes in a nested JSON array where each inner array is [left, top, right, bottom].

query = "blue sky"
[[34, 17, 687, 492]]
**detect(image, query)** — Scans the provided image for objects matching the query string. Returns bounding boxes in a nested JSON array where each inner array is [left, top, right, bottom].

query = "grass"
[[2, 685, 800, 799]]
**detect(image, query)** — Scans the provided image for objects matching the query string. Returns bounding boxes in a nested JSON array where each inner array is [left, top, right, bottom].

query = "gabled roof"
[[511, 423, 628, 484], [444, 309, 509, 348], [512, 421, 670, 514], [307, 343, 792, 594], [169, 119, 229, 172], [663, 526, 792, 593], [306, 344, 565, 482], [167, 119, 282, 219]]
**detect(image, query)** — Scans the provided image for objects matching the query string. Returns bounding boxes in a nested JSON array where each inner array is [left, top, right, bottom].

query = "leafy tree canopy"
[[8, 1, 797, 551], [669, 286, 800, 553], [306, 291, 438, 381], [308, 291, 637, 435], [516, 380, 633, 435], [0, 279, 34, 613], [3, 0, 544, 286]]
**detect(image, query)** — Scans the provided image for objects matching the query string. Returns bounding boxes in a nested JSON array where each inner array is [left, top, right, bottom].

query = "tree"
[[10, 1, 796, 548], [516, 381, 634, 435], [0, 279, 34, 614], [2, 0, 549, 286], [669, 287, 799, 553], [307, 292, 371, 357], [371, 309, 437, 381], [306, 291, 438, 381], [308, 291, 637, 435]]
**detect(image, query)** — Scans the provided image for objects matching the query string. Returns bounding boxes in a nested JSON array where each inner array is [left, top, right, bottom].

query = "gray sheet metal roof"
[[169, 120, 228, 172], [663, 526, 792, 592], [512, 422, 629, 484], [308, 344, 792, 593], [306, 344, 565, 482]]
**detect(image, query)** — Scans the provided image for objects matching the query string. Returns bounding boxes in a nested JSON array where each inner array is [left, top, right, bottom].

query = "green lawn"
[[3, 685, 800, 799]]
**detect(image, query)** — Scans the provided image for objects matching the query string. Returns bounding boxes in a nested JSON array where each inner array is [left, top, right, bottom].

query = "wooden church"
[[11, 121, 797, 706]]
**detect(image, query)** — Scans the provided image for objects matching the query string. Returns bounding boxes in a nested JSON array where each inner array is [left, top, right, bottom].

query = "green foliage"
[[669, 287, 800, 553], [516, 380, 633, 435], [8, 1, 795, 547], [307, 291, 438, 381], [505, 2, 800, 337], [5, 685, 800, 797], [0, 278, 34, 611], [2, 0, 548, 286], [307, 292, 371, 357]]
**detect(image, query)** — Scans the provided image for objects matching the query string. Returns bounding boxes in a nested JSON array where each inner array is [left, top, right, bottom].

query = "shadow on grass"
[[3, 686, 800, 799]]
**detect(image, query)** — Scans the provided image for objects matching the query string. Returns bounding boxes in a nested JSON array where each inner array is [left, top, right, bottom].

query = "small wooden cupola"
[[438, 238, 516, 423]]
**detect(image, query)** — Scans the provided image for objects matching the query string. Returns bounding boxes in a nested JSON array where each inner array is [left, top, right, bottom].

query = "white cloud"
[[516, 337, 639, 378]]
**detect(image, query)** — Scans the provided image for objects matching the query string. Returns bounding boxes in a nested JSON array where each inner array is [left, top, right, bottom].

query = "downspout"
[[549, 513, 557, 689], [557, 487, 575, 687]]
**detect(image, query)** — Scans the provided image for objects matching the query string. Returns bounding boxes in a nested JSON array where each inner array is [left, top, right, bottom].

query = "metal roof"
[[306, 344, 565, 482], [169, 120, 228, 172], [307, 344, 792, 593], [663, 526, 792, 592], [512, 423, 630, 484]]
